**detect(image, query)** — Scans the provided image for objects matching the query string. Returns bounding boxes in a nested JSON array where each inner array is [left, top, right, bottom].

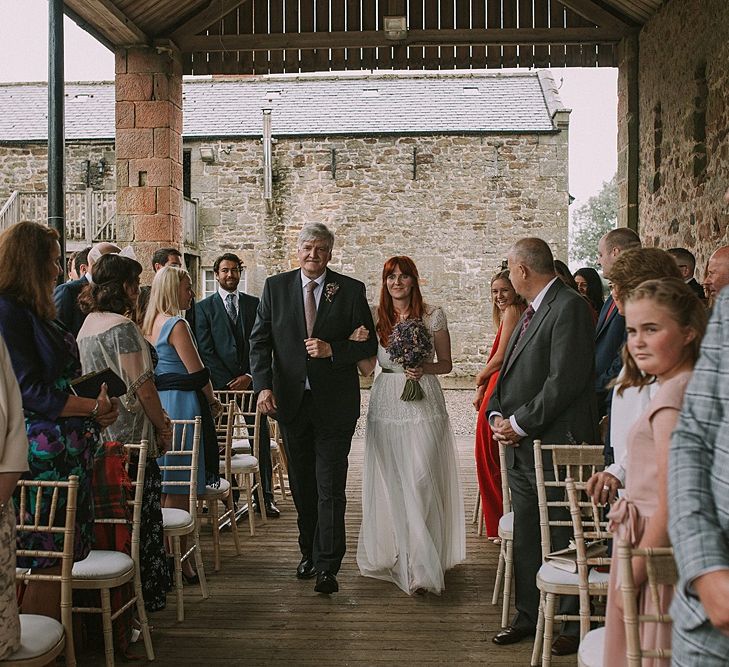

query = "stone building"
[[617, 0, 729, 271], [0, 71, 570, 378]]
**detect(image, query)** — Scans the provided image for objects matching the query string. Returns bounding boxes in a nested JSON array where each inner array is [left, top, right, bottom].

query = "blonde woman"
[[143, 266, 221, 582]]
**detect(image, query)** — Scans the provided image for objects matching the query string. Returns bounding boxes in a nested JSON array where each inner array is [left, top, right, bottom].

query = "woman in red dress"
[[473, 270, 526, 538]]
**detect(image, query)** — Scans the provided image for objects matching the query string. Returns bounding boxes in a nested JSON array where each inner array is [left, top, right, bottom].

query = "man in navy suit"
[[54, 241, 120, 336], [195, 253, 279, 517], [594, 228, 641, 419]]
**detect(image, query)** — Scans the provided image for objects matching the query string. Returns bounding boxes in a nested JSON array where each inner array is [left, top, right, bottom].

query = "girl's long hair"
[[376, 256, 424, 346], [490, 269, 526, 327], [0, 221, 59, 320], [142, 265, 191, 335], [616, 277, 708, 395]]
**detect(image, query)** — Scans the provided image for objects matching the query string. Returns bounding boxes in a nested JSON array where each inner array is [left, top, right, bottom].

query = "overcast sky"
[[0, 0, 617, 214]]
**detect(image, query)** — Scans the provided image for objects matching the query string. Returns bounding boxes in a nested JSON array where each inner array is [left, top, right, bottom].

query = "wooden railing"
[[0, 191, 199, 248], [0, 190, 117, 243]]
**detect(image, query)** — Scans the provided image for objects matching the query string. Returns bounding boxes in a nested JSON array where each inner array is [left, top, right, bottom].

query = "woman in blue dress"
[[143, 266, 222, 581]]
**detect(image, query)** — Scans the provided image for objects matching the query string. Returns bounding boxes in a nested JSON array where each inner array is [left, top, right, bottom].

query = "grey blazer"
[[487, 278, 599, 468], [669, 289, 729, 632]]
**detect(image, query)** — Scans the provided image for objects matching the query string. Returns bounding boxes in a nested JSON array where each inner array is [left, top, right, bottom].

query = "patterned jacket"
[[669, 289, 729, 631]]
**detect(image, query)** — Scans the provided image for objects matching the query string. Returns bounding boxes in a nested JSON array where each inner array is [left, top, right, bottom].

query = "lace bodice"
[[376, 305, 448, 371]]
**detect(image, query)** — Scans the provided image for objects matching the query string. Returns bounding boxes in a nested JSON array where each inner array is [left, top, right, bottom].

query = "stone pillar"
[[115, 43, 183, 281], [616, 34, 639, 233]]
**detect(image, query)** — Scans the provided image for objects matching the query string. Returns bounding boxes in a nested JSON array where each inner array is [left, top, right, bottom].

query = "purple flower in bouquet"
[[386, 319, 433, 401]]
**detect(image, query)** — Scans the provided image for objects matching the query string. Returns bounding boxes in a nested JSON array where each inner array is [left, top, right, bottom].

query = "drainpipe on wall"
[[262, 109, 273, 214]]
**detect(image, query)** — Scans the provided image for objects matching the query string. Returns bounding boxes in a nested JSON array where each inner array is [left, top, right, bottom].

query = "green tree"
[[569, 174, 618, 268]]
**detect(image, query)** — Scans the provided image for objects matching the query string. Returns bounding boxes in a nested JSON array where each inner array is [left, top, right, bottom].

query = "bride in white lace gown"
[[354, 256, 465, 595]]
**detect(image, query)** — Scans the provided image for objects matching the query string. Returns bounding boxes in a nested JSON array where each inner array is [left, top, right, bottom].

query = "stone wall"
[[632, 0, 729, 271], [191, 128, 569, 377], [0, 142, 114, 201], [0, 125, 568, 378]]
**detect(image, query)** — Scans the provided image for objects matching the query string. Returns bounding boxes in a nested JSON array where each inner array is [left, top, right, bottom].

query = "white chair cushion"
[[231, 438, 251, 453], [578, 627, 605, 667], [537, 562, 611, 587], [72, 550, 133, 579], [498, 511, 514, 538], [162, 507, 194, 530], [227, 453, 258, 473], [201, 477, 230, 496], [270, 439, 279, 451], [16, 567, 30, 577], [5, 614, 64, 660]]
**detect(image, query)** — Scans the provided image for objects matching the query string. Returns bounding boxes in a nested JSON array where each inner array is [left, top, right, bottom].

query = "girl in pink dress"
[[473, 270, 525, 538], [602, 278, 707, 666]]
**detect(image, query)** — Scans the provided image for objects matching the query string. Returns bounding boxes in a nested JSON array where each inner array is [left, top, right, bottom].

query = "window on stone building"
[[183, 149, 191, 199], [651, 103, 662, 193], [692, 61, 708, 184], [202, 267, 247, 298]]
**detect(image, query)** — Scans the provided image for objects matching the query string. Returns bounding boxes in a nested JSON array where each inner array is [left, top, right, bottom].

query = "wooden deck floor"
[[109, 437, 574, 666]]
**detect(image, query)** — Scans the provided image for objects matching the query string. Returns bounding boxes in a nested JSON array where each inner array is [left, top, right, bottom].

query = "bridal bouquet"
[[386, 319, 433, 401]]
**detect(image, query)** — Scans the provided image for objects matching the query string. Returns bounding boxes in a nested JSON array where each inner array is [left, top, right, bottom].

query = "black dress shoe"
[[551, 634, 580, 656], [492, 626, 535, 645], [314, 571, 339, 594], [296, 557, 317, 580], [253, 501, 281, 518]]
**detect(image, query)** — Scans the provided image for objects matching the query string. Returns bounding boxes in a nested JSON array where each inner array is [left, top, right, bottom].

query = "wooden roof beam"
[[556, 0, 637, 29], [64, 0, 148, 46], [171, 0, 250, 39], [178, 26, 631, 52]]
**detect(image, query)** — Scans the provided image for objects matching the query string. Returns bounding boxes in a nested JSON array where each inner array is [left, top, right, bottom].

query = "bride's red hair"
[[376, 256, 425, 346]]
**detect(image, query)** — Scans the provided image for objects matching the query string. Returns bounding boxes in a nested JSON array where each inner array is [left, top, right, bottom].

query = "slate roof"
[[0, 71, 564, 142]]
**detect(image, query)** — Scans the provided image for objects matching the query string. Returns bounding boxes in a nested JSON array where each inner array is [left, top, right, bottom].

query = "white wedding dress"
[[357, 306, 466, 595]]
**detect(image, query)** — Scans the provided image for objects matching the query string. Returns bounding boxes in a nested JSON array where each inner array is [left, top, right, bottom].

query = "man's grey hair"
[[298, 223, 335, 251], [509, 237, 556, 275]]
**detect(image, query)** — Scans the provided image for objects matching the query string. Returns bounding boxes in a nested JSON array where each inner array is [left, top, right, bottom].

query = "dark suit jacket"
[[594, 294, 626, 416], [487, 279, 599, 468], [53, 276, 88, 338], [686, 277, 707, 302], [195, 291, 259, 390], [249, 268, 377, 426]]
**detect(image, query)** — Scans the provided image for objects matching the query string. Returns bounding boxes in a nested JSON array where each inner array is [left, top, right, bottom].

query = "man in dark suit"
[[250, 223, 376, 594], [195, 252, 278, 517], [54, 241, 120, 336], [488, 237, 598, 653], [668, 247, 707, 302], [595, 228, 641, 454]]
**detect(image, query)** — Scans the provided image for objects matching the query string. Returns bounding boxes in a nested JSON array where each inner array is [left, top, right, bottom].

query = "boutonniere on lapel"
[[324, 282, 340, 303]]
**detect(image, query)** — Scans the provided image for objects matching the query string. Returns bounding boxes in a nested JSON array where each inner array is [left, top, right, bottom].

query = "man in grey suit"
[[489, 238, 599, 652], [669, 288, 729, 666], [250, 223, 376, 595]]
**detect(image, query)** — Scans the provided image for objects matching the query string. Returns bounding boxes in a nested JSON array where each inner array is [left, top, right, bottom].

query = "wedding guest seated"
[[76, 253, 173, 611], [0, 335, 29, 659], [54, 241, 120, 336], [586, 247, 683, 500], [143, 266, 222, 583], [669, 288, 729, 666], [573, 266, 604, 323], [0, 221, 118, 619], [668, 247, 707, 302], [596, 278, 706, 666], [703, 245, 729, 307]]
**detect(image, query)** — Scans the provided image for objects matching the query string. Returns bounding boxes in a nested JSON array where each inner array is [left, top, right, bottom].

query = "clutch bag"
[[69, 368, 127, 398]]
